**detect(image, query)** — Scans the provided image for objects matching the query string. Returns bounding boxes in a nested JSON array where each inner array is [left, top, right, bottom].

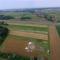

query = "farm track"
[[49, 24, 60, 60], [9, 30, 48, 40]]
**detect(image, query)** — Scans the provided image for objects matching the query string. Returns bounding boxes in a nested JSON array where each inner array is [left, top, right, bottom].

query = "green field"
[[6, 25, 48, 33], [56, 25, 60, 36]]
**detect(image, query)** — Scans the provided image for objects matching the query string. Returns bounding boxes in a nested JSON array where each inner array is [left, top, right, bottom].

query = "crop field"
[[7, 25, 48, 32], [2, 24, 48, 40], [9, 31, 48, 40], [0, 35, 49, 57], [0, 23, 50, 60], [2, 24, 48, 34]]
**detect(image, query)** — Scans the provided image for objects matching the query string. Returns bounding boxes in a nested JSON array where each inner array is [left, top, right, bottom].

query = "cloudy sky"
[[0, 0, 60, 9]]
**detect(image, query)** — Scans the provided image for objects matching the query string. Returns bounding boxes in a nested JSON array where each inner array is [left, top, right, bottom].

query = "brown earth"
[[9, 30, 48, 40], [0, 39, 41, 57], [49, 24, 60, 60]]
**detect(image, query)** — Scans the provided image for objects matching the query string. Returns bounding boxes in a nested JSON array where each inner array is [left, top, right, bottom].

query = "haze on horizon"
[[0, 0, 60, 10]]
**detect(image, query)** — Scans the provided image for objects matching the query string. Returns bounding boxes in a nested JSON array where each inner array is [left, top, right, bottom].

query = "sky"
[[0, 0, 60, 10]]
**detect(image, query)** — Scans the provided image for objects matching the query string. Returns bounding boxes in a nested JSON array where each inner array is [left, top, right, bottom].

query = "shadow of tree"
[[0, 26, 9, 45]]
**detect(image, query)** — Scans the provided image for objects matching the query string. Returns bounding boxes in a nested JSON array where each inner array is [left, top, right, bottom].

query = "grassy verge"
[[47, 39, 50, 60], [56, 25, 60, 36]]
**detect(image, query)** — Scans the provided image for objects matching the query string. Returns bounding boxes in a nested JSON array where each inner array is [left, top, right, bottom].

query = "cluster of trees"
[[0, 26, 9, 45], [44, 14, 56, 22], [20, 15, 32, 20], [0, 15, 14, 20]]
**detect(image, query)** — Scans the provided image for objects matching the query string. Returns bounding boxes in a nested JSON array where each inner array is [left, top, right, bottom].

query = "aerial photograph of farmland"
[[0, 0, 60, 60]]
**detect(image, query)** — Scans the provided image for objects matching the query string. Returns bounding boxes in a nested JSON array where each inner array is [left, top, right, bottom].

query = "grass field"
[[6, 24, 48, 33], [56, 25, 60, 36]]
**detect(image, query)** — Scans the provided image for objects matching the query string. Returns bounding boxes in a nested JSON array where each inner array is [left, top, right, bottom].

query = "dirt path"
[[49, 24, 60, 60], [9, 30, 48, 40]]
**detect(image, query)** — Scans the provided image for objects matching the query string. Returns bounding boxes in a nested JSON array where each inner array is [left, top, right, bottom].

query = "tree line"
[[0, 15, 14, 20]]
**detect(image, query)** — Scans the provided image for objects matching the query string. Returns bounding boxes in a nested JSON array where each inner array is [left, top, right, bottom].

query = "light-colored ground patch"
[[9, 30, 48, 40]]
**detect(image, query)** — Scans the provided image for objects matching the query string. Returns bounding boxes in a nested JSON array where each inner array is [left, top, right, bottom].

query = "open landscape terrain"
[[0, 23, 49, 59], [0, 8, 60, 60]]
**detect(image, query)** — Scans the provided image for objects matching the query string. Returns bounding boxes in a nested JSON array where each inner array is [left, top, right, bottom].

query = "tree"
[[0, 26, 9, 45]]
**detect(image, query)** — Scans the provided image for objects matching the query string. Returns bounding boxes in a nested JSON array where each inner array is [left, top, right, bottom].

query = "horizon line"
[[0, 6, 60, 10]]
